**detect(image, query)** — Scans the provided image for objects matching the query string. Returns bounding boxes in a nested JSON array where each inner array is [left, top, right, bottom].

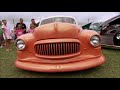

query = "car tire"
[[113, 32, 120, 46]]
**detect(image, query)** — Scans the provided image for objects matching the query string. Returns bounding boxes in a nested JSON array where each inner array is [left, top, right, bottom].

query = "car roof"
[[100, 15, 120, 27], [39, 15, 78, 25]]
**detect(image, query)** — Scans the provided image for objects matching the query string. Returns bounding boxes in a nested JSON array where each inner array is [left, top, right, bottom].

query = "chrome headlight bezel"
[[15, 39, 26, 50], [90, 35, 101, 47]]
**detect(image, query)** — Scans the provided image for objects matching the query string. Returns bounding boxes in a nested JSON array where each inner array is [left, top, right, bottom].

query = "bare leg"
[[5, 39, 9, 51], [5, 39, 8, 51], [8, 39, 11, 50]]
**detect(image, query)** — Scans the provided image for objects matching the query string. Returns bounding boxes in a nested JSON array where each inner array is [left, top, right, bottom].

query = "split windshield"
[[40, 17, 77, 25]]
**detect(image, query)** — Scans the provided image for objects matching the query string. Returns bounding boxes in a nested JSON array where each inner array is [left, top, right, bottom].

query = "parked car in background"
[[99, 15, 120, 49], [15, 16, 105, 72], [88, 15, 120, 49]]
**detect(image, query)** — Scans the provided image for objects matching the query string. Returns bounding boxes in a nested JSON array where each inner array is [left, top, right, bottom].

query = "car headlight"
[[116, 33, 120, 40], [15, 39, 26, 50], [90, 35, 101, 47]]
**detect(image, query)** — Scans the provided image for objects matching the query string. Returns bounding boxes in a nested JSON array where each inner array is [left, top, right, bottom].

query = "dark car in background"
[[100, 15, 120, 49], [89, 15, 120, 49]]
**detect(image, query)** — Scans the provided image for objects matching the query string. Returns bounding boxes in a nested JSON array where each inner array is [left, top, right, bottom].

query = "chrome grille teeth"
[[35, 42, 80, 56]]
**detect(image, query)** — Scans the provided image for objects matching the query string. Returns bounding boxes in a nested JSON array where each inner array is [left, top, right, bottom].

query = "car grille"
[[34, 42, 80, 56]]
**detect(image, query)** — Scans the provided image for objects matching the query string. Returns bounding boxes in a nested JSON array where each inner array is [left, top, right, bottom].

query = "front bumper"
[[15, 55, 105, 72]]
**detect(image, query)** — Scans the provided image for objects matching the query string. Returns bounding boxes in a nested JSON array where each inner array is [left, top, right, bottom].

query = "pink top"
[[28, 29, 34, 33], [2, 25, 12, 39], [15, 29, 24, 37]]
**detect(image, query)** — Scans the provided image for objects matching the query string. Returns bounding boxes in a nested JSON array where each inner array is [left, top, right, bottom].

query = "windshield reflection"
[[40, 17, 76, 25]]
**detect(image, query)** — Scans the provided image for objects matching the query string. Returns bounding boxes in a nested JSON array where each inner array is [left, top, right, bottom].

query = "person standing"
[[16, 18, 26, 34], [30, 19, 39, 28], [0, 20, 4, 48], [2, 20, 12, 51]]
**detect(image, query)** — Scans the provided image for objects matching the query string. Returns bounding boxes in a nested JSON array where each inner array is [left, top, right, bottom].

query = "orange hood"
[[33, 22, 81, 40]]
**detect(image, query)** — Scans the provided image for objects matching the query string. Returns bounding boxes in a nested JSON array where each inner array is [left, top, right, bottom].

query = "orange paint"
[[15, 22, 105, 72]]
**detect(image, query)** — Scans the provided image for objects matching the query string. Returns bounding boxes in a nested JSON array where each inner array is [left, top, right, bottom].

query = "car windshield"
[[90, 25, 98, 29], [89, 24, 101, 31], [40, 17, 77, 25]]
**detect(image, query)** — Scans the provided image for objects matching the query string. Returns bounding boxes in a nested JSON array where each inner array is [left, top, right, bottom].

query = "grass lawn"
[[0, 42, 120, 78]]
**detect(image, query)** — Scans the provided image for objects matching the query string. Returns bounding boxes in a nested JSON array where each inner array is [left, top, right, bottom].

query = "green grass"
[[0, 43, 120, 78]]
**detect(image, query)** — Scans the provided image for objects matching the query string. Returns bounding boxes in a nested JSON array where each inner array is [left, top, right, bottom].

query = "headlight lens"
[[116, 33, 120, 40], [90, 35, 101, 47], [15, 39, 26, 50]]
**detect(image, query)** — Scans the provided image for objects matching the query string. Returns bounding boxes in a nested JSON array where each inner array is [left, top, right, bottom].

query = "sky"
[[0, 12, 119, 30]]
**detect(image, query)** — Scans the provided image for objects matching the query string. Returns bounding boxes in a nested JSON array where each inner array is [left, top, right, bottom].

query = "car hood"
[[33, 22, 81, 40]]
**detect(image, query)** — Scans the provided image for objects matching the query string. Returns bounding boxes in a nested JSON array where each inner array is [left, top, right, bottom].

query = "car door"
[[100, 27, 115, 45]]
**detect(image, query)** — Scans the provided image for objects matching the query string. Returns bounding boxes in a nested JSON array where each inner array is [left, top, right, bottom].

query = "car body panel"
[[15, 55, 105, 72]]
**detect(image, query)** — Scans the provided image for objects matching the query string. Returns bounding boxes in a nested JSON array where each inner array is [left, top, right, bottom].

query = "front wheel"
[[113, 32, 120, 46]]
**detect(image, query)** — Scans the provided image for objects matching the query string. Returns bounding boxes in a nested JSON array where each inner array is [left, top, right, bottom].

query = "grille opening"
[[34, 42, 80, 56]]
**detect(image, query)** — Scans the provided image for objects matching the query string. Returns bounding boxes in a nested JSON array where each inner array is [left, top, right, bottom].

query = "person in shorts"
[[2, 20, 12, 51]]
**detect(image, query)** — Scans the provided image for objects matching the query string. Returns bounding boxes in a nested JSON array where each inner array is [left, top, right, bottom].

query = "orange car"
[[15, 16, 106, 72]]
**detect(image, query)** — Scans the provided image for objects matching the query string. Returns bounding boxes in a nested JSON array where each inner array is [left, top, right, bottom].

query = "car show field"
[[0, 43, 120, 78]]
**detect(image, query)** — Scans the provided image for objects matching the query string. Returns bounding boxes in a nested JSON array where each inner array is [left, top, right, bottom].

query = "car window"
[[103, 29, 116, 35], [40, 17, 77, 25], [89, 24, 101, 31], [110, 30, 116, 33]]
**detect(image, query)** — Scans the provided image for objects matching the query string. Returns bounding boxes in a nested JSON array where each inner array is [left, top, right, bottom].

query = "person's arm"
[[24, 24, 26, 29], [16, 23, 19, 28], [2, 28, 7, 39], [23, 24, 26, 30], [37, 22, 40, 27]]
